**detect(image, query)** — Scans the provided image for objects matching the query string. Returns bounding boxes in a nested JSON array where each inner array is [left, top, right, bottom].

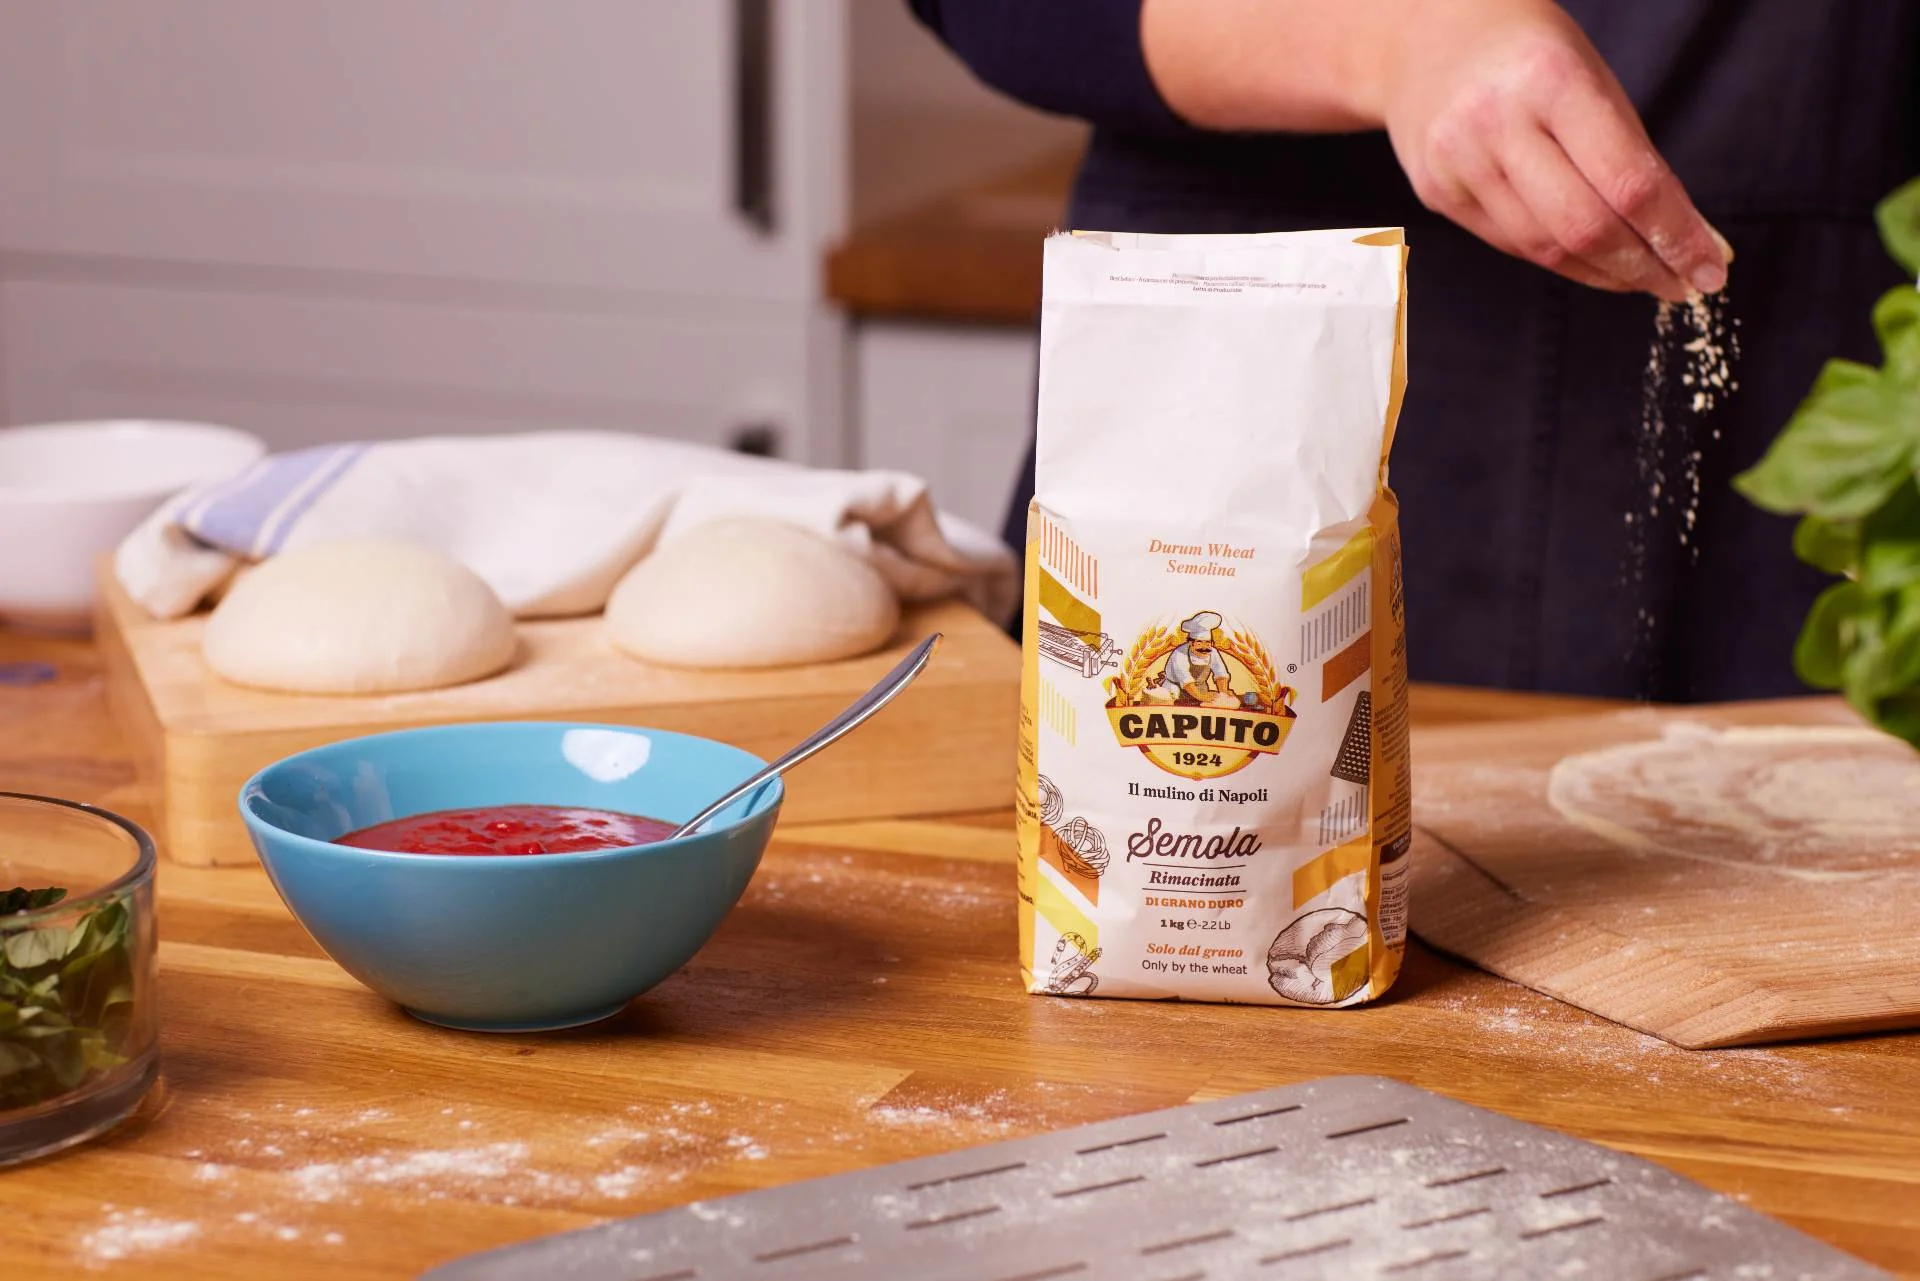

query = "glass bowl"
[[0, 793, 158, 1166]]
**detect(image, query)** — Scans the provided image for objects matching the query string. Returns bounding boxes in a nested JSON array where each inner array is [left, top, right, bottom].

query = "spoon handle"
[[671, 633, 944, 839]]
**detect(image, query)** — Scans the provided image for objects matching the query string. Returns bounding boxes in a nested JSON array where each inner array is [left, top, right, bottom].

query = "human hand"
[[1377, 0, 1729, 300]]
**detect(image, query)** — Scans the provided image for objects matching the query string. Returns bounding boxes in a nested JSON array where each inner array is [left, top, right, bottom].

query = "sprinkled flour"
[[1637, 293, 1742, 552], [78, 1212, 202, 1265], [1626, 291, 1742, 675], [289, 1142, 536, 1204], [66, 1095, 783, 1268]]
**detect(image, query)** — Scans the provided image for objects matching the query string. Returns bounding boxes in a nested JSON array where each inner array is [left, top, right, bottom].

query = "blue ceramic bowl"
[[239, 722, 781, 1032]]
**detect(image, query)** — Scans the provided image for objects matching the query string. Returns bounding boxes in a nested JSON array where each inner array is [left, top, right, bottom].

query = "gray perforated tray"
[[422, 1076, 1885, 1281]]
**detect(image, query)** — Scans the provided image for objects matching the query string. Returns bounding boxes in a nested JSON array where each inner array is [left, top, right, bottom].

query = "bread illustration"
[[1266, 908, 1370, 1004]]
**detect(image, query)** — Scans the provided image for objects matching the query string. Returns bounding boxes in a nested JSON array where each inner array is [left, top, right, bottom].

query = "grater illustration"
[[1330, 691, 1372, 785]]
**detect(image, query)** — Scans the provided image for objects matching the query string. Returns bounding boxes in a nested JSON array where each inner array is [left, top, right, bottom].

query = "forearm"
[[1140, 0, 1407, 132]]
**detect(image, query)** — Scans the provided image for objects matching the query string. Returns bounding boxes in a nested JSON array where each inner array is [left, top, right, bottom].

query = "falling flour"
[[1638, 293, 1742, 550], [1547, 723, 1920, 880], [1626, 292, 1742, 671]]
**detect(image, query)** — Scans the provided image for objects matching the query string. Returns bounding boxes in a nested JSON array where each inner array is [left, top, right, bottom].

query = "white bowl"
[[0, 420, 265, 630]]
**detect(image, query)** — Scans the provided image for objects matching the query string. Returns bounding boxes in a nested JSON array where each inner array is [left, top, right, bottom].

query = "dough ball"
[[606, 518, 899, 669], [204, 539, 516, 695]]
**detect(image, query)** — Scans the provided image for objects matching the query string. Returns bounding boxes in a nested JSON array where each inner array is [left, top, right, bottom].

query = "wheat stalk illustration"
[[1113, 623, 1180, 704], [1221, 628, 1293, 711]]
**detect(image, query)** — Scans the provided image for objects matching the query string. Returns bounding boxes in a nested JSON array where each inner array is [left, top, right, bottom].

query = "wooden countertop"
[[826, 150, 1078, 325], [3, 629, 1917, 1279]]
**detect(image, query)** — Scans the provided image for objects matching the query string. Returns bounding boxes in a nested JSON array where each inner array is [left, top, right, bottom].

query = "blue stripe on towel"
[[185, 443, 369, 557]]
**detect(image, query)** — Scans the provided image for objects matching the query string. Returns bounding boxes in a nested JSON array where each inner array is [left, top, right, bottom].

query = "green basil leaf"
[[81, 901, 128, 951], [1841, 589, 1920, 707], [0, 1040, 40, 1079], [1861, 482, 1920, 594], [1868, 691, 1920, 749], [80, 1038, 127, 1073], [1792, 515, 1862, 576], [1877, 175, 1920, 278], [14, 1020, 72, 1039], [38, 1032, 88, 1090], [4, 928, 70, 970], [1882, 589, 1920, 681], [1873, 285, 1920, 383], [1794, 581, 1862, 688], [1810, 358, 1881, 398], [1866, 537, 1920, 595], [0, 886, 68, 915], [1732, 374, 1919, 518]]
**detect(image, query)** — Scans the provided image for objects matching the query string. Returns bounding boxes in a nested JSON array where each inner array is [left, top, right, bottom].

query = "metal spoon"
[[671, 633, 943, 839]]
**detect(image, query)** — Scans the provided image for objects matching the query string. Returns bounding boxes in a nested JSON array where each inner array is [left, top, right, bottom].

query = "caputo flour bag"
[[1017, 228, 1411, 1007]]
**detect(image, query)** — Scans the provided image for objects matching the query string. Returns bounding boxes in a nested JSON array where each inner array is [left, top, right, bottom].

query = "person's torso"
[[1057, 0, 1918, 701]]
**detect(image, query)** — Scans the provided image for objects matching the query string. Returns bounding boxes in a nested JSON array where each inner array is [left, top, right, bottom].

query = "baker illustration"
[[1145, 612, 1244, 710]]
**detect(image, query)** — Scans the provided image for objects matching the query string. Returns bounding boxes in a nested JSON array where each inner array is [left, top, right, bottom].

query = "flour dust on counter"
[[61, 1093, 797, 1270], [1017, 227, 1413, 1008]]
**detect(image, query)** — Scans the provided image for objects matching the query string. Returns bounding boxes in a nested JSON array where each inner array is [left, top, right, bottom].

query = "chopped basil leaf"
[[0, 886, 137, 1111]]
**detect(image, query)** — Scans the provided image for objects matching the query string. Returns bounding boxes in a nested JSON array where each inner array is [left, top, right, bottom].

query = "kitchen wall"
[[844, 6, 1076, 535], [0, 2, 1071, 534], [849, 1, 1084, 226]]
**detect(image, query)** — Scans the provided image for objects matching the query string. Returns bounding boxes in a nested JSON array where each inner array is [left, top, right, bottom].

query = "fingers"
[[1457, 182, 1640, 293], [1498, 124, 1691, 300], [1547, 73, 1728, 296], [1410, 131, 1643, 294]]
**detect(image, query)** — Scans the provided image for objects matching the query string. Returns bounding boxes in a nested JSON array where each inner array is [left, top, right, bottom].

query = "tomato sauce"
[[336, 804, 677, 856]]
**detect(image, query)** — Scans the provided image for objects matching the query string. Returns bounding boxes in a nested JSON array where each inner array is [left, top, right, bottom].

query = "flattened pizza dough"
[[203, 539, 516, 695], [1547, 723, 1920, 881]]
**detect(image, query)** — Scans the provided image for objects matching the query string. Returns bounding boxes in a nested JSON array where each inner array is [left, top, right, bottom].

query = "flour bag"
[[1017, 228, 1412, 1007]]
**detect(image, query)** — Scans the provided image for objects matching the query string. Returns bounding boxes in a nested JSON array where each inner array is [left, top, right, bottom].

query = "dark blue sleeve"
[[907, 0, 1190, 135]]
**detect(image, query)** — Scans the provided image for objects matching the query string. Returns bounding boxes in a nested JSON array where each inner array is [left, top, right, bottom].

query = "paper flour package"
[[1017, 228, 1412, 1007]]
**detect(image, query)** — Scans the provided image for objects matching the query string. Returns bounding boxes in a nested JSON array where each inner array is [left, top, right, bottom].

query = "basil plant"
[[1735, 177, 1920, 745]]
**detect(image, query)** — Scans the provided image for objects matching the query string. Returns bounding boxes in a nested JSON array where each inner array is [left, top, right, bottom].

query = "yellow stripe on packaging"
[[1302, 529, 1373, 612], [1038, 568, 1103, 640], [1032, 867, 1100, 955], [1039, 679, 1078, 745], [1329, 942, 1372, 1004], [1293, 835, 1374, 909]]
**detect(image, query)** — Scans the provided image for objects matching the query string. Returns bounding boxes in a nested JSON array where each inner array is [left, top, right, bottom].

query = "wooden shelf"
[[827, 149, 1080, 326]]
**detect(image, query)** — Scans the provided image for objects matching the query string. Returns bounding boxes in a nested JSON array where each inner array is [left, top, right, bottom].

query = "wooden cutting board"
[[1409, 697, 1920, 1049], [95, 568, 1019, 867]]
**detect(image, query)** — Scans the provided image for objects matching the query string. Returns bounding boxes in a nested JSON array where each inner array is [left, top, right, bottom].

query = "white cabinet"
[[0, 0, 849, 462], [0, 279, 826, 454], [0, 0, 843, 297], [854, 321, 1035, 536]]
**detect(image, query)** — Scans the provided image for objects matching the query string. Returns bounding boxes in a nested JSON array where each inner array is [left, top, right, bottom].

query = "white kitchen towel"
[[115, 431, 1020, 623]]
